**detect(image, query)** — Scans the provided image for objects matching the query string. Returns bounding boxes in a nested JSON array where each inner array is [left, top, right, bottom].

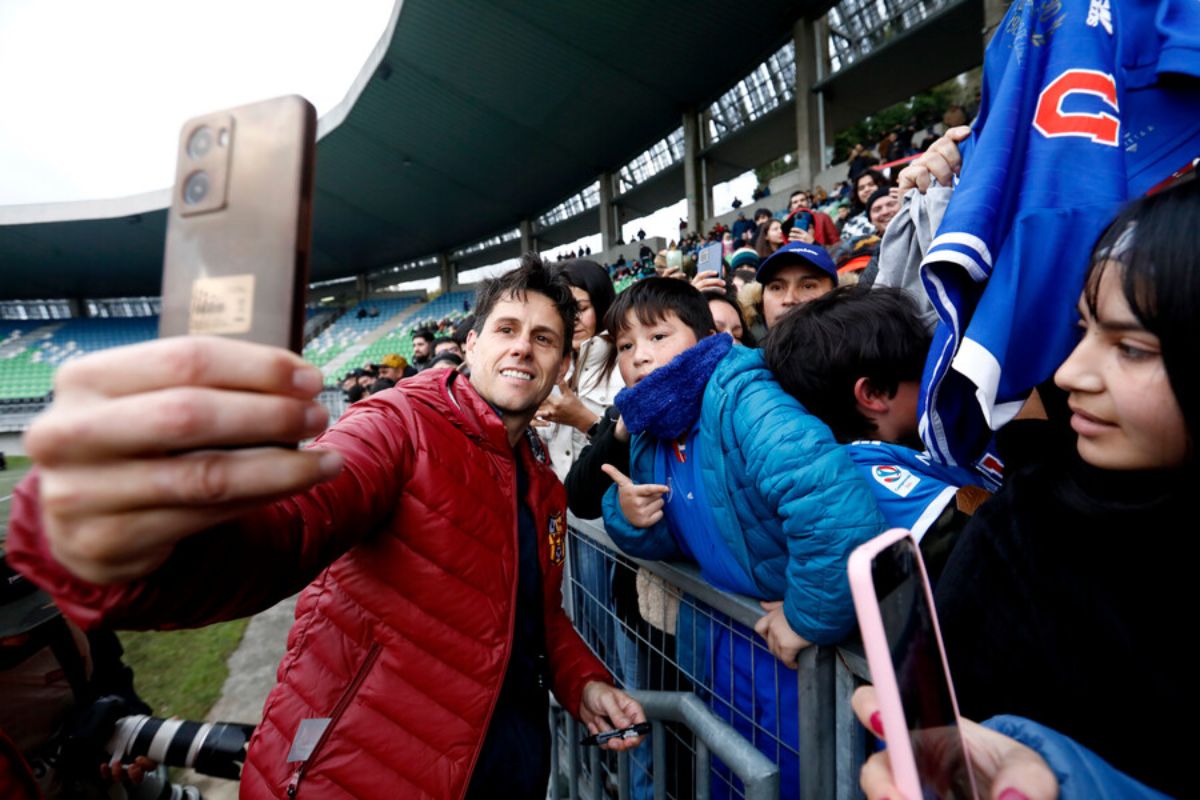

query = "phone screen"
[[873, 539, 976, 798]]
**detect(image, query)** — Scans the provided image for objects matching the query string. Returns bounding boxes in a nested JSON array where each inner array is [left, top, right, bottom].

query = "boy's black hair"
[[472, 252, 578, 357], [412, 328, 435, 345], [604, 277, 715, 343], [763, 285, 930, 443], [1084, 176, 1200, 443]]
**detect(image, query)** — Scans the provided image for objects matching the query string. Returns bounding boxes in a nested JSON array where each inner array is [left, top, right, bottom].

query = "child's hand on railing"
[[754, 600, 812, 668]]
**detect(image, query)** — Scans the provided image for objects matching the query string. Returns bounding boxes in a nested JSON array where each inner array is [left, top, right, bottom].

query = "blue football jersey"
[[918, 0, 1200, 466], [845, 442, 983, 539]]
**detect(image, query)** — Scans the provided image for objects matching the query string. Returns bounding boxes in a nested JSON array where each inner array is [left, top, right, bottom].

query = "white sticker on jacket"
[[871, 465, 920, 498], [287, 718, 331, 763]]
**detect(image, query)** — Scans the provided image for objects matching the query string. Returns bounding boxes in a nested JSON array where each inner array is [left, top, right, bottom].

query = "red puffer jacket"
[[7, 368, 611, 799]]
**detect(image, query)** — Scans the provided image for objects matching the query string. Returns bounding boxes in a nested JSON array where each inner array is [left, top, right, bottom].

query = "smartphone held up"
[[848, 529, 981, 800], [159, 95, 316, 353]]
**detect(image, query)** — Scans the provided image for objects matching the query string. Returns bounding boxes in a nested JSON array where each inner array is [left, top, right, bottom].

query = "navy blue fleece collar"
[[615, 333, 733, 440]]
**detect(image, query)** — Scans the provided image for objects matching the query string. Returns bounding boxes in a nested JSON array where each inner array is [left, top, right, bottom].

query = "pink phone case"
[[848, 528, 978, 800]]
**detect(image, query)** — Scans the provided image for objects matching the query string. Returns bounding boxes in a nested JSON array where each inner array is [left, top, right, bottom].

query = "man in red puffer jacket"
[[6, 255, 644, 799]]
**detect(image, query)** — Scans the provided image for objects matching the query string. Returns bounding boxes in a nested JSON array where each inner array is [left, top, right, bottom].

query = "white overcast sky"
[[0, 0, 395, 206], [1, 0, 759, 290]]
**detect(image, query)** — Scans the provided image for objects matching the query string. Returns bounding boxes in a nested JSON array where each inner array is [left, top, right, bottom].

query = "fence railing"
[[556, 516, 873, 800]]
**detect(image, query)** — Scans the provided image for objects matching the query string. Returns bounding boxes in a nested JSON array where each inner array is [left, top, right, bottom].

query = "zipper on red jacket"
[[457, 457, 520, 800], [285, 642, 382, 798]]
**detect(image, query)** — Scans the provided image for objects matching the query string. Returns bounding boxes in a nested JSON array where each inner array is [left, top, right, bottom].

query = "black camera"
[[106, 715, 255, 780]]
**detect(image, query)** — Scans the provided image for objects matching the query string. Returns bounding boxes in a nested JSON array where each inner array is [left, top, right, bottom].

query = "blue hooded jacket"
[[983, 716, 1171, 800], [602, 343, 886, 644]]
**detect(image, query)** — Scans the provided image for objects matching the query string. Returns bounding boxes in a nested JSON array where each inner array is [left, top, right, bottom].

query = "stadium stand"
[[300, 297, 419, 370], [0, 317, 158, 399]]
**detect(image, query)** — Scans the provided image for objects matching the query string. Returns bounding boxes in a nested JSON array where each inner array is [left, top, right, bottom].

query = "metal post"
[[437, 252, 453, 294], [520, 218, 537, 254], [798, 645, 836, 799], [566, 716, 579, 800], [835, 652, 869, 800], [549, 707, 562, 800], [793, 18, 824, 188], [588, 745, 601, 799], [695, 738, 711, 800], [598, 172, 618, 252], [652, 721, 667, 800], [682, 111, 709, 235]]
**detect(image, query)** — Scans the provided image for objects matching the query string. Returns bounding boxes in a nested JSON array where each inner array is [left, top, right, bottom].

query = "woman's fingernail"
[[869, 711, 884, 737], [997, 790, 1030, 800], [293, 367, 324, 394], [318, 450, 344, 477], [305, 404, 329, 432]]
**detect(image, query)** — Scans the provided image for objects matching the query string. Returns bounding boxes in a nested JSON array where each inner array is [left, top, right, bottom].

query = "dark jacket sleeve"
[[6, 398, 417, 632], [563, 417, 629, 519]]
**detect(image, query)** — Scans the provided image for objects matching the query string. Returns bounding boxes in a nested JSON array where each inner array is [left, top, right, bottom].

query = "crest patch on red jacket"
[[547, 511, 566, 565]]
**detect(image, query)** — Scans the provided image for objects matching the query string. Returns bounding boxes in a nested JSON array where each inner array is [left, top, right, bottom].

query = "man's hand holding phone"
[[25, 337, 343, 586]]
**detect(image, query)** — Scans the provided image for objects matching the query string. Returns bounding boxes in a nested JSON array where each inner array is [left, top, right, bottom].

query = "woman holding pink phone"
[[852, 171, 1197, 798]]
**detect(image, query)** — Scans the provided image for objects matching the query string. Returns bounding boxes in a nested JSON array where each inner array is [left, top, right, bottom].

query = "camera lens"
[[183, 171, 209, 205], [187, 126, 213, 159]]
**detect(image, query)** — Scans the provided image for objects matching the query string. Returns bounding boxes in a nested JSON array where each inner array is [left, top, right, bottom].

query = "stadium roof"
[[0, 0, 829, 299]]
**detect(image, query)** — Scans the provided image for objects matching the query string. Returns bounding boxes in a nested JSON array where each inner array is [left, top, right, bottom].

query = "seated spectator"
[[427, 351, 464, 371], [751, 207, 772, 242], [731, 211, 756, 245], [378, 353, 416, 380], [432, 337, 462, 358], [756, 241, 838, 329], [846, 143, 879, 181], [783, 190, 840, 247], [367, 377, 395, 395], [410, 328, 435, 371], [764, 286, 988, 579], [536, 259, 622, 482], [865, 188, 901, 236], [753, 217, 786, 259], [841, 169, 890, 240], [600, 277, 885, 799], [704, 291, 754, 346]]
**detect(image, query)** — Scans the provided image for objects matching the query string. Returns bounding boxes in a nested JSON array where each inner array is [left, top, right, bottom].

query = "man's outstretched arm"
[[6, 336, 411, 630]]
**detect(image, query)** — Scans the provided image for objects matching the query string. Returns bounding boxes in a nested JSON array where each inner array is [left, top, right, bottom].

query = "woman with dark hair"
[[841, 169, 890, 240], [853, 178, 1200, 800], [705, 290, 755, 346], [753, 217, 786, 259], [535, 259, 623, 480]]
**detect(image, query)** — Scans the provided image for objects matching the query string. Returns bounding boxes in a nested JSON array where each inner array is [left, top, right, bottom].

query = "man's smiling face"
[[465, 291, 570, 422]]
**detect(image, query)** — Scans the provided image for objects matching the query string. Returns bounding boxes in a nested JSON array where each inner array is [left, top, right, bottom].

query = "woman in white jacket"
[[535, 259, 624, 481]]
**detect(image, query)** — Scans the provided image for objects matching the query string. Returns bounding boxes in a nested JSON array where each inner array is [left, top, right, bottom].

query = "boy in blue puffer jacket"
[[599, 278, 886, 797]]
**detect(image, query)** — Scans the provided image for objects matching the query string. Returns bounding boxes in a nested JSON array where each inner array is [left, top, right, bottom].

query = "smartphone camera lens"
[[187, 126, 214, 160], [183, 171, 210, 205]]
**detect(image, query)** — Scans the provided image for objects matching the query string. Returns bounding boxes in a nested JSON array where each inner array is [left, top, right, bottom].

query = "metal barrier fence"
[[555, 517, 874, 800]]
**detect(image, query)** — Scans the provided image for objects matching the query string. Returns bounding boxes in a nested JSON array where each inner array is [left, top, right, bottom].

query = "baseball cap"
[[756, 241, 838, 285], [380, 353, 404, 369]]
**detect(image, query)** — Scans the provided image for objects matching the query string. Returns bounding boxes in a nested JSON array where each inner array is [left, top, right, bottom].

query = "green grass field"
[[0, 454, 31, 539], [1, 453, 247, 722]]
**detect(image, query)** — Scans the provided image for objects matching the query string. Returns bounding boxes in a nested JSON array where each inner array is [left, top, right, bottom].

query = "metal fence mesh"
[[558, 522, 839, 800]]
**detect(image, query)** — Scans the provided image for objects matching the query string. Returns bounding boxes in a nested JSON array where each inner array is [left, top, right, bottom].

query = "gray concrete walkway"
[[179, 595, 298, 800]]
